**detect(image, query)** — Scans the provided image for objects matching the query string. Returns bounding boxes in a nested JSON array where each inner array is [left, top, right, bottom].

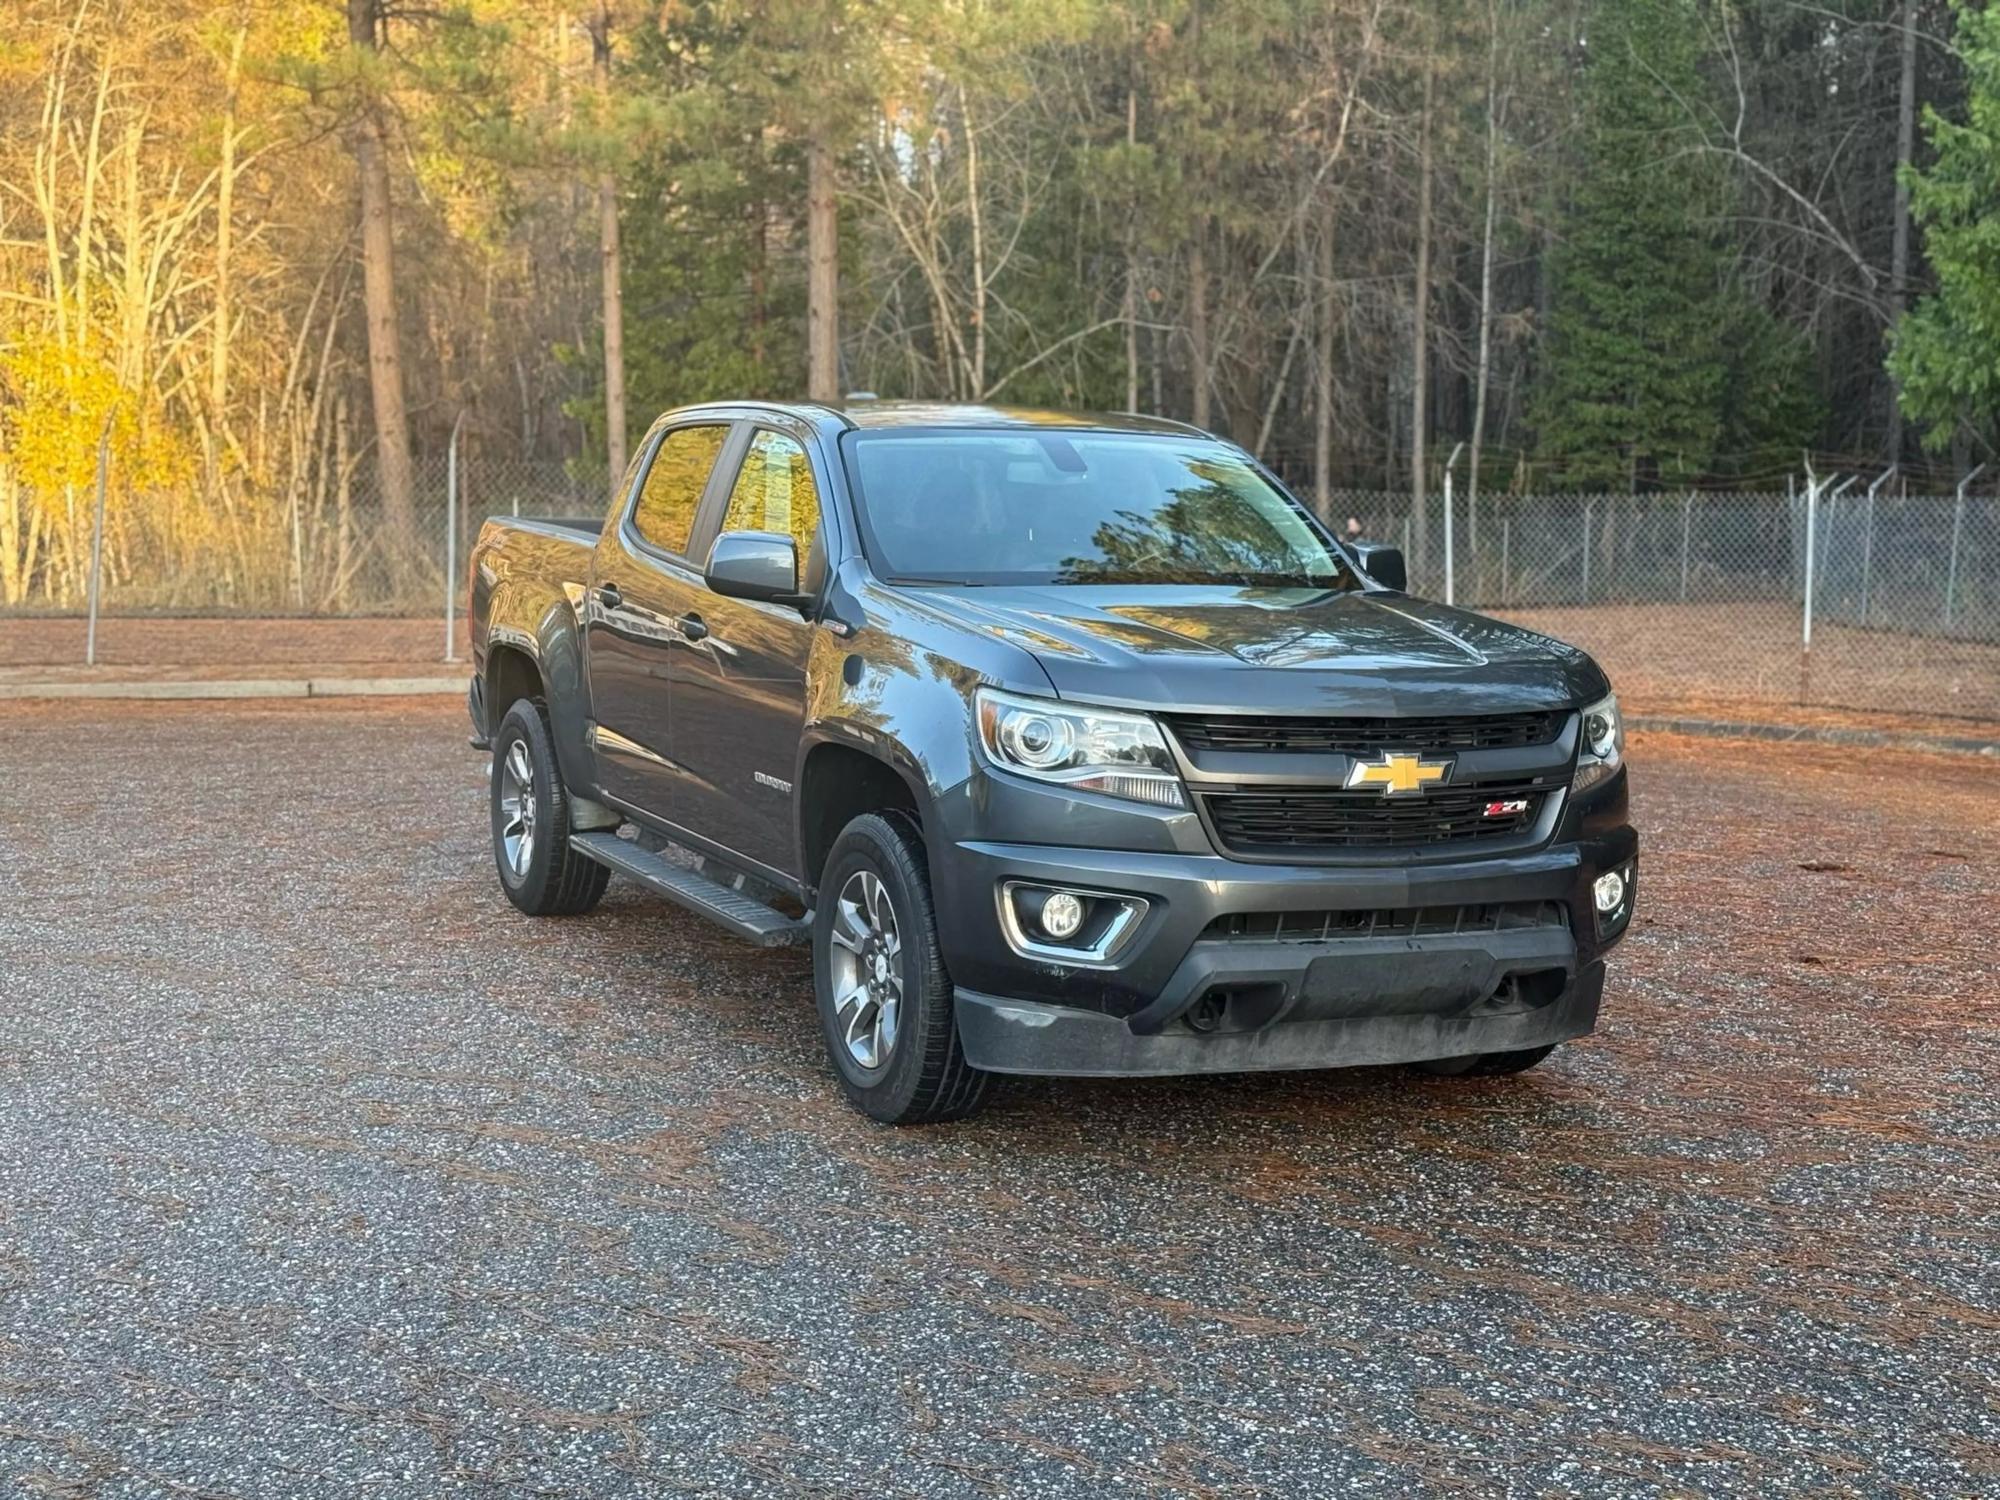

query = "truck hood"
[[922, 583, 1606, 715]]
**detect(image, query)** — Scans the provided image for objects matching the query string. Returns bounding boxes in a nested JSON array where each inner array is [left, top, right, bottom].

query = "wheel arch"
[[486, 638, 544, 720], [797, 732, 931, 900]]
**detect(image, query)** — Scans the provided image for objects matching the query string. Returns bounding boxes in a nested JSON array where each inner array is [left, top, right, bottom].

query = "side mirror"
[[1352, 542, 1406, 592], [705, 530, 806, 608]]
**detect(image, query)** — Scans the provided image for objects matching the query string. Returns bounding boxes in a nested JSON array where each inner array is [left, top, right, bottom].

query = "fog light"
[[1593, 869, 1627, 913], [1039, 891, 1086, 940]]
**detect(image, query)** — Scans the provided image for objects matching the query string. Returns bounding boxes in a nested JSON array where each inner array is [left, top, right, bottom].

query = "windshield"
[[843, 429, 1361, 589]]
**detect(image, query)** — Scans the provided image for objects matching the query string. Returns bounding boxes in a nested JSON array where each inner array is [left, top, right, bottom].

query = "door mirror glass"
[[705, 530, 802, 605], [1352, 542, 1407, 592]]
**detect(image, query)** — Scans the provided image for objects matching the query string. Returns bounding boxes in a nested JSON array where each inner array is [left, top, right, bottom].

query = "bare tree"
[[1409, 60, 1435, 566], [1469, 0, 1503, 515], [807, 125, 839, 402], [211, 22, 246, 425], [591, 1, 627, 496], [346, 0, 419, 579], [1888, 0, 1918, 464]]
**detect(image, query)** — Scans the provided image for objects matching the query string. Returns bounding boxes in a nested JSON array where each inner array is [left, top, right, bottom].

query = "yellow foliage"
[[0, 337, 194, 495]]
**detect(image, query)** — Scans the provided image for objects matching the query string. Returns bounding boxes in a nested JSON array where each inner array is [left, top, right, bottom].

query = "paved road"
[[1, 701, 1995, 1497]]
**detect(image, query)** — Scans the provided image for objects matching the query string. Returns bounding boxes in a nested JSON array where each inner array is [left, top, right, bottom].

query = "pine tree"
[[1532, 0, 1729, 489], [1887, 0, 2000, 455]]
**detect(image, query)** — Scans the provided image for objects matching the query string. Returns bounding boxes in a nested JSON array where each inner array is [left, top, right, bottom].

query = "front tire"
[[812, 814, 990, 1124], [490, 698, 609, 917]]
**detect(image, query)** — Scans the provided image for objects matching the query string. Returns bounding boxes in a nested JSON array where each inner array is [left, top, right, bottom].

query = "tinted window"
[[630, 424, 728, 555], [720, 429, 822, 561], [844, 430, 1359, 589]]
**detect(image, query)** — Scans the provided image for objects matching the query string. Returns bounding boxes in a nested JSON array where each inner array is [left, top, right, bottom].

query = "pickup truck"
[[466, 400, 1637, 1123]]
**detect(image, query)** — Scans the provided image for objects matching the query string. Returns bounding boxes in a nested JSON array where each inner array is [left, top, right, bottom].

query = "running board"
[[568, 832, 811, 947]]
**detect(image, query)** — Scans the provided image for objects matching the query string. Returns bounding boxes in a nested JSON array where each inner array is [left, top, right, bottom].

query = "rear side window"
[[630, 424, 728, 555], [719, 429, 823, 561]]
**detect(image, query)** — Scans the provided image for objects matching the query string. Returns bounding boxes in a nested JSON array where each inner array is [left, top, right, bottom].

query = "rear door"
[[666, 423, 828, 878], [585, 419, 739, 818]]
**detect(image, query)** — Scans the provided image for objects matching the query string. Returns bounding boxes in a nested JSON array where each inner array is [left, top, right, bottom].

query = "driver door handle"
[[677, 612, 709, 643], [596, 583, 622, 610]]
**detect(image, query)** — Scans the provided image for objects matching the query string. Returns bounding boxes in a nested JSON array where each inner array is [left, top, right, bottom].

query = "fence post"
[[1580, 500, 1592, 604], [1678, 491, 1693, 604], [1945, 465, 1982, 632], [445, 411, 465, 664], [1860, 466, 1893, 629], [1800, 468, 1820, 702], [1501, 518, 1511, 606], [84, 414, 113, 667], [1442, 443, 1463, 606]]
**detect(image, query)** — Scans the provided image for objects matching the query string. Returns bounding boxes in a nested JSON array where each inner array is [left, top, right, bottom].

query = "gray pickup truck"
[[466, 400, 1637, 1123]]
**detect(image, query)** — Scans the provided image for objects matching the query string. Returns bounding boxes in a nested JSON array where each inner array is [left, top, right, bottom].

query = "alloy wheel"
[[497, 739, 537, 877], [827, 869, 904, 1070]]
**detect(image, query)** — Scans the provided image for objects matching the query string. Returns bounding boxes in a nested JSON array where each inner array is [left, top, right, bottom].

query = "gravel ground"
[[1, 701, 1995, 1498]]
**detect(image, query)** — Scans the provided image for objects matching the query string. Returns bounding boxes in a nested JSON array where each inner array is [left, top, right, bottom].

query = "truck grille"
[[1199, 776, 1554, 854], [1202, 901, 1567, 942], [1166, 710, 1564, 755]]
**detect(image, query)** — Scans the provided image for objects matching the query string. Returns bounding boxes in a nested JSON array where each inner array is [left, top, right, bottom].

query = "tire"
[[490, 698, 610, 917], [812, 813, 990, 1125], [1411, 1044, 1559, 1078]]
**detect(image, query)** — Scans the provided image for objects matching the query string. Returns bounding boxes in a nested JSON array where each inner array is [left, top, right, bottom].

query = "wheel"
[[812, 813, 990, 1124], [490, 698, 610, 917], [1411, 1044, 1559, 1078]]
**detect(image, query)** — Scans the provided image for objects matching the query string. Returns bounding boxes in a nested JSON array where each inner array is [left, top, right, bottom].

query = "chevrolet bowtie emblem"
[[1345, 751, 1451, 796]]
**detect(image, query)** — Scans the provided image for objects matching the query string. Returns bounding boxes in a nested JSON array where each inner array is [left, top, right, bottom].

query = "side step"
[[568, 832, 811, 948]]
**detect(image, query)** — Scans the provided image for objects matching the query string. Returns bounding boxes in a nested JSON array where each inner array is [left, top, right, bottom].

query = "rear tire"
[[1412, 1044, 1559, 1078], [490, 698, 609, 917], [812, 813, 990, 1125]]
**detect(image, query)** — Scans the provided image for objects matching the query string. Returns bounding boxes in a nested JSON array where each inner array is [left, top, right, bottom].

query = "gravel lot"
[[1, 701, 1995, 1497]]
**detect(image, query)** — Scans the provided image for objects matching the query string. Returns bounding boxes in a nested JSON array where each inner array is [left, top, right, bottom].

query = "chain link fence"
[[1316, 482, 2000, 721], [3, 451, 1997, 721]]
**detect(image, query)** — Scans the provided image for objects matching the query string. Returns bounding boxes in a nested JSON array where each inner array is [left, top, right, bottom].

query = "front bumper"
[[957, 964, 1604, 1076], [929, 775, 1636, 1077]]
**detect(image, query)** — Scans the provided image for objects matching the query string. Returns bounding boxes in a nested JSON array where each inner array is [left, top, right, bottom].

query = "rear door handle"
[[596, 583, 622, 610], [678, 613, 709, 643]]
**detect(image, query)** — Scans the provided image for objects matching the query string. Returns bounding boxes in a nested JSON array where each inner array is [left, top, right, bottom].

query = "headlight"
[[974, 688, 1186, 808], [1573, 691, 1624, 793]]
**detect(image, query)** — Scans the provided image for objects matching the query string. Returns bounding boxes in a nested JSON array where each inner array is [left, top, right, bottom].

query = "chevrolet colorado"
[[466, 401, 1637, 1123]]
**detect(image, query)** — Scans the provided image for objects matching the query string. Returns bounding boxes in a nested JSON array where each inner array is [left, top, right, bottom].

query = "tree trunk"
[[74, 50, 112, 356], [1470, 0, 1501, 557], [1313, 214, 1335, 518], [750, 131, 769, 390], [1887, 0, 1917, 464], [1189, 227, 1211, 429], [211, 25, 245, 422], [1124, 80, 1140, 414], [807, 124, 840, 403], [120, 115, 145, 395], [346, 0, 420, 585], [963, 87, 987, 397], [1410, 63, 1435, 572], [593, 3, 626, 500]]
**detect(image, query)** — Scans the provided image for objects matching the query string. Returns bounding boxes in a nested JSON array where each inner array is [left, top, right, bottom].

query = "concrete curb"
[[0, 676, 464, 702], [1630, 714, 1998, 758]]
